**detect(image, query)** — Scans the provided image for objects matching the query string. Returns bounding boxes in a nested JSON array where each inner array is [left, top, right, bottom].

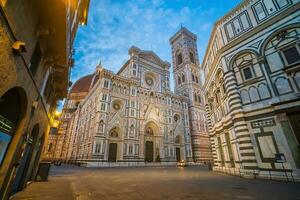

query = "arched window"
[[194, 93, 198, 102], [258, 83, 271, 99], [232, 52, 258, 83], [130, 125, 135, 137], [198, 95, 201, 103], [192, 74, 195, 82], [275, 77, 292, 95], [240, 90, 250, 104], [98, 120, 104, 133], [177, 52, 183, 65], [181, 73, 185, 83], [177, 76, 181, 85], [249, 87, 260, 102], [175, 135, 181, 144], [190, 52, 195, 64]]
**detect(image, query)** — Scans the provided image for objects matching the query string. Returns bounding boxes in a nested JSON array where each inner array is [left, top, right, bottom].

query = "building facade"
[[43, 73, 95, 161], [62, 46, 194, 167], [0, 0, 89, 198], [201, 0, 300, 180]]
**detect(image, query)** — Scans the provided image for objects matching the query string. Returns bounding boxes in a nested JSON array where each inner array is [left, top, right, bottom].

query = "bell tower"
[[170, 27, 212, 163]]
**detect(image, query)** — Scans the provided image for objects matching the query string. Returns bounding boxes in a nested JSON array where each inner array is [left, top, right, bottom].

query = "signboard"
[[275, 153, 286, 163]]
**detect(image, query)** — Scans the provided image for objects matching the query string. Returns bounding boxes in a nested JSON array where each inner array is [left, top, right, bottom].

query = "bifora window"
[[282, 46, 300, 65], [177, 52, 183, 65], [190, 52, 195, 63]]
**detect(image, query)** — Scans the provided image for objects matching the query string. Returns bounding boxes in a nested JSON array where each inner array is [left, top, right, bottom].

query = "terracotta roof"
[[70, 74, 94, 94]]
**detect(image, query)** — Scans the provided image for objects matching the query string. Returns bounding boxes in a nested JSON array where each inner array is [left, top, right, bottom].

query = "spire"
[[98, 59, 102, 67], [96, 59, 104, 72]]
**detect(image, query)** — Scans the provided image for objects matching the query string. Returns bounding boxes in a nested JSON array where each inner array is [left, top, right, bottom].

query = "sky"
[[71, 0, 242, 84]]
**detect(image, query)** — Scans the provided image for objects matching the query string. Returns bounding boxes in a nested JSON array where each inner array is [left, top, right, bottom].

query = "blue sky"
[[71, 0, 242, 87]]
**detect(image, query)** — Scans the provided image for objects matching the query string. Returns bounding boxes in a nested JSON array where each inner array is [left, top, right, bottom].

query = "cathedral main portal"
[[176, 148, 181, 162], [108, 143, 117, 162], [145, 141, 154, 162]]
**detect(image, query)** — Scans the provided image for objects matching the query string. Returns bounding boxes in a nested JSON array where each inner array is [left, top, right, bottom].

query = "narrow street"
[[12, 165, 300, 200]]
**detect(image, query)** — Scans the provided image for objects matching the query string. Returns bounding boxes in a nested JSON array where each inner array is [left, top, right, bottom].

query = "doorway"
[[176, 147, 181, 162], [0, 87, 27, 198], [12, 124, 40, 193], [287, 112, 300, 168], [0, 88, 24, 166], [108, 143, 117, 162], [145, 141, 153, 162], [288, 112, 300, 144]]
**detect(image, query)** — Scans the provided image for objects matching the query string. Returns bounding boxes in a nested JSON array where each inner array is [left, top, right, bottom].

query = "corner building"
[[202, 0, 300, 180], [0, 0, 89, 198], [68, 46, 194, 166]]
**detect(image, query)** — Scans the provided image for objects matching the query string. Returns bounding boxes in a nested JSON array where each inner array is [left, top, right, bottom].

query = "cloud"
[[72, 0, 232, 89]]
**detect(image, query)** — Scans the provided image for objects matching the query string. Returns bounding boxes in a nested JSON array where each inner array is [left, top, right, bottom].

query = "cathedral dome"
[[70, 74, 94, 94]]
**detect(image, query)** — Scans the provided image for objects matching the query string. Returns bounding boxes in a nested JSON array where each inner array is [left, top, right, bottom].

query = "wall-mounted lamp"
[[12, 41, 26, 55]]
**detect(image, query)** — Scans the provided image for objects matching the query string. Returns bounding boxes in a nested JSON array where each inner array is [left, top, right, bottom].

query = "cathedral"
[[44, 28, 212, 166]]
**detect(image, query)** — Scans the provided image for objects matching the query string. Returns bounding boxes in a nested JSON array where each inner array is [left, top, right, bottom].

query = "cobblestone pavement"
[[12, 165, 300, 200]]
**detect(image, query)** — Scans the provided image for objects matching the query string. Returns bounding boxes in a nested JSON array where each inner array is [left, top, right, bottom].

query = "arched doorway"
[[12, 124, 40, 193], [108, 127, 120, 162], [144, 122, 159, 163], [0, 88, 26, 166], [0, 87, 27, 197], [108, 143, 117, 162], [30, 133, 45, 180], [175, 135, 181, 162], [145, 141, 153, 162]]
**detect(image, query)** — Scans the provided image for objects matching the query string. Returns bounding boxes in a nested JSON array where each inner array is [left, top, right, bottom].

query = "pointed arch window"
[[98, 120, 105, 133], [130, 125, 135, 137], [190, 52, 195, 64], [177, 76, 181, 85], [177, 52, 183, 65], [195, 76, 199, 83], [181, 73, 185, 83]]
